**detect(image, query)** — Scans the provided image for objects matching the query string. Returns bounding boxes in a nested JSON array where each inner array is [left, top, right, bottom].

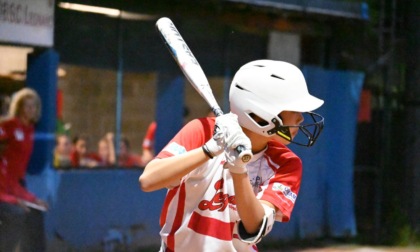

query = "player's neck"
[[242, 127, 269, 154]]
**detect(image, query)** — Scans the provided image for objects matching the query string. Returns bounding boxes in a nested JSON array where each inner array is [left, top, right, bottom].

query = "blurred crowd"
[[53, 107, 197, 170], [2, 91, 157, 171], [54, 128, 156, 169], [0, 87, 158, 251]]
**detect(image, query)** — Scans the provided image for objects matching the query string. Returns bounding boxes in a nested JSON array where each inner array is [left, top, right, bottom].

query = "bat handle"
[[212, 107, 253, 163], [236, 145, 253, 163], [212, 107, 224, 117]]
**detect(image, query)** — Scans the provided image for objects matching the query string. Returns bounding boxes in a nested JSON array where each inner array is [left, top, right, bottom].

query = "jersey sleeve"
[[257, 144, 302, 222], [156, 118, 214, 159]]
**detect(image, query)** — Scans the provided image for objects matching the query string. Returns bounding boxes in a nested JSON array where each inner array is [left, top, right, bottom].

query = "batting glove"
[[224, 127, 252, 174], [202, 113, 242, 159], [202, 130, 224, 158]]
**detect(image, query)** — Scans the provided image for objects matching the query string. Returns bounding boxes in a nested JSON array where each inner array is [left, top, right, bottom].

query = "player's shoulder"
[[177, 117, 215, 142], [184, 117, 215, 130]]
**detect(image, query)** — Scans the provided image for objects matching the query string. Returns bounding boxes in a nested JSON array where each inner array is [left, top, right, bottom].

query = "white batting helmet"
[[229, 60, 324, 146]]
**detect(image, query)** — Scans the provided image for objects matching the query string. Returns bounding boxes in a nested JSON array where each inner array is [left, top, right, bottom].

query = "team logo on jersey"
[[272, 182, 297, 203], [198, 179, 236, 212], [163, 142, 186, 155], [0, 127, 4, 136], [14, 129, 24, 141]]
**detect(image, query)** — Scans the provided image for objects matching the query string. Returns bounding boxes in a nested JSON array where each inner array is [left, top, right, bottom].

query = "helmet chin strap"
[[267, 117, 293, 142], [276, 127, 293, 142], [267, 112, 324, 147]]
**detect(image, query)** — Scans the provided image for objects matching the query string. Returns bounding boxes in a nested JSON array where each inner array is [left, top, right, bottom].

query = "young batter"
[[140, 60, 324, 251]]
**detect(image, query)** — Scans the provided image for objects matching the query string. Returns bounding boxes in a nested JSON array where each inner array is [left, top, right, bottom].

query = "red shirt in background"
[[118, 154, 141, 167], [142, 121, 156, 151], [0, 118, 36, 204], [69, 150, 99, 168]]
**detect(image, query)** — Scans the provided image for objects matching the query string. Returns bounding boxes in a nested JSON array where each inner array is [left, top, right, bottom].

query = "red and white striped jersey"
[[156, 117, 302, 252]]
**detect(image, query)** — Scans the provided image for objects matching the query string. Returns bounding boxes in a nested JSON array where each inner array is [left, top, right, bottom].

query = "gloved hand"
[[202, 129, 224, 158], [202, 113, 243, 159], [224, 130, 252, 174]]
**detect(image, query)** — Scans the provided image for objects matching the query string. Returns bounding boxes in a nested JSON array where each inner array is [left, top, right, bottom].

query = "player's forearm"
[[139, 147, 209, 192], [231, 172, 265, 234]]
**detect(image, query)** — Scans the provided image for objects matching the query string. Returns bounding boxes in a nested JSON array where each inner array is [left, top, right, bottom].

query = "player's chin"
[[273, 135, 292, 145]]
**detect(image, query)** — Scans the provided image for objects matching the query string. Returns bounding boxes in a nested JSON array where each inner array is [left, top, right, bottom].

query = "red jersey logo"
[[198, 179, 236, 212]]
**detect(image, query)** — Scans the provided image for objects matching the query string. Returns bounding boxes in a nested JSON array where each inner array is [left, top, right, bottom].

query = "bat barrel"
[[156, 17, 253, 163]]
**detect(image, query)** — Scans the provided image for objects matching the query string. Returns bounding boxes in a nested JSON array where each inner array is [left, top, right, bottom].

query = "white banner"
[[0, 0, 55, 47]]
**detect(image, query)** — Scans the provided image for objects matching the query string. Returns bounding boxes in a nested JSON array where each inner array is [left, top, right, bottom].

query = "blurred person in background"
[[118, 136, 141, 167], [140, 121, 156, 166], [141, 107, 190, 166], [94, 132, 116, 167], [0, 87, 49, 252], [70, 135, 98, 168], [53, 134, 72, 169]]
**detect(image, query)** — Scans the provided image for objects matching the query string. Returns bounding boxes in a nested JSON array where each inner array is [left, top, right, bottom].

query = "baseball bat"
[[155, 17, 252, 163]]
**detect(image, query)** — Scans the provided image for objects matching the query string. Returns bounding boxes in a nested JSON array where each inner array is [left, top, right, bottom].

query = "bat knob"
[[241, 153, 252, 163], [236, 145, 253, 163]]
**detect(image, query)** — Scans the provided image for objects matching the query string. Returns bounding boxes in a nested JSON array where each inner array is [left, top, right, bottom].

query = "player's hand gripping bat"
[[156, 17, 252, 163]]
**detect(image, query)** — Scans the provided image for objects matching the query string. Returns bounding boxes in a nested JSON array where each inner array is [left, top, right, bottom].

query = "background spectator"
[[53, 134, 72, 169], [70, 135, 98, 168], [140, 107, 190, 166], [118, 136, 141, 167], [94, 132, 116, 167], [0, 87, 48, 252], [140, 121, 156, 166]]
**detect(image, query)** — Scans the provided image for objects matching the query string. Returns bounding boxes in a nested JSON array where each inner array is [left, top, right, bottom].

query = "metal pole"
[[374, 0, 386, 243], [115, 11, 124, 165]]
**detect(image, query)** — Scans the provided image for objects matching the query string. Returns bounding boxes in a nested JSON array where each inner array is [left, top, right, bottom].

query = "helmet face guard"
[[268, 112, 324, 147]]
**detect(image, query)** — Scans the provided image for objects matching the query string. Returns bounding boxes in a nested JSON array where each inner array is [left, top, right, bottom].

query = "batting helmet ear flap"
[[247, 113, 269, 127]]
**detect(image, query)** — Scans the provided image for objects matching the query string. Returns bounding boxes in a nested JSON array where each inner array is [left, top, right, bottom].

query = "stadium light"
[[58, 2, 157, 20]]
